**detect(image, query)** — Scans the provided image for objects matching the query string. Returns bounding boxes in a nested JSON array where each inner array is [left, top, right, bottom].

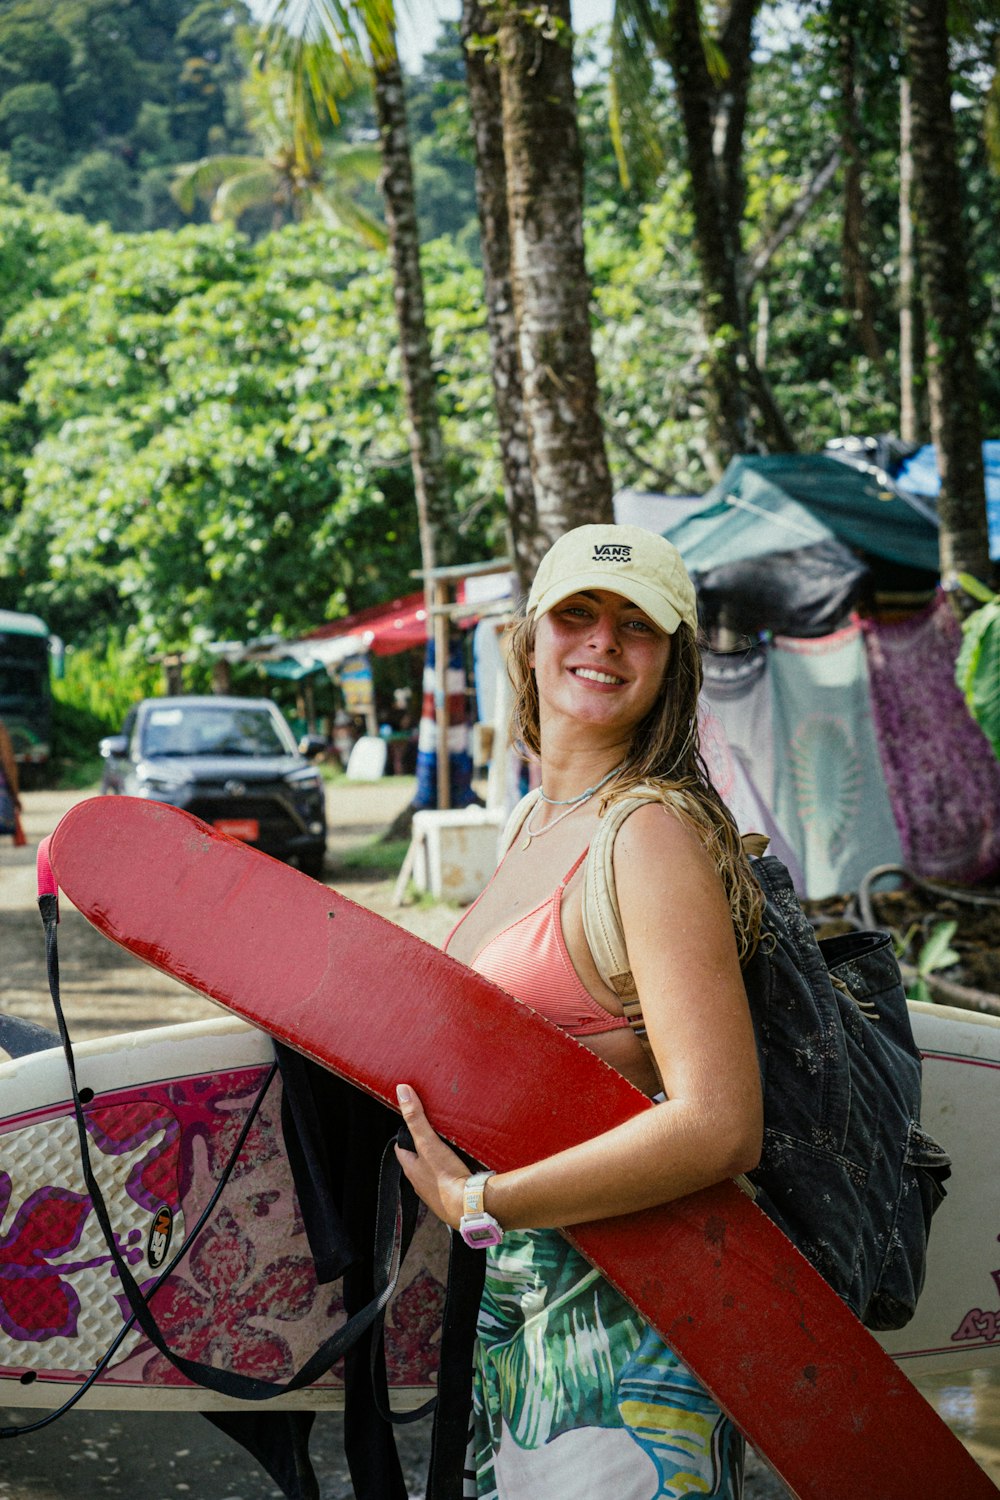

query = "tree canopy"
[[0, 204, 498, 649], [0, 0, 253, 229], [0, 0, 998, 659]]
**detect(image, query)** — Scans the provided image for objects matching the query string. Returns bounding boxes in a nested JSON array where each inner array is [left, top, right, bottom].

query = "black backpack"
[[563, 792, 954, 1331], [735, 855, 951, 1328]]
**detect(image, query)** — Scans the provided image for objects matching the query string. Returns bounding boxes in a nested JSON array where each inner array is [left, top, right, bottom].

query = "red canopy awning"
[[305, 593, 429, 656]]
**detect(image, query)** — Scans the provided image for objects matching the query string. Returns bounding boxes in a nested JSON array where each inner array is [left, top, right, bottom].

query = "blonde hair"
[[505, 611, 765, 961]]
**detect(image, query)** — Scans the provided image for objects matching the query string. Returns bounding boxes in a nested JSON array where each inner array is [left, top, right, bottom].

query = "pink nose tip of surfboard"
[[36, 835, 58, 907]]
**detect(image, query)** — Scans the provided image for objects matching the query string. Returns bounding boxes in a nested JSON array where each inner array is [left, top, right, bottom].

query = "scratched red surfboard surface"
[[47, 797, 997, 1500]]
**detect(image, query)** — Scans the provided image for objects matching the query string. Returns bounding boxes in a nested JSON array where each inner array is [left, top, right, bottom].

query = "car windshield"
[[140, 705, 295, 759]]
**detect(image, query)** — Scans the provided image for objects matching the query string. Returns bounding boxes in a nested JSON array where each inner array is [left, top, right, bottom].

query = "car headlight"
[[285, 768, 324, 794], [136, 766, 193, 794]]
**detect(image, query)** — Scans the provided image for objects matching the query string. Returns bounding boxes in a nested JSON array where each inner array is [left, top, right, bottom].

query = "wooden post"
[[434, 578, 450, 810], [163, 656, 184, 695]]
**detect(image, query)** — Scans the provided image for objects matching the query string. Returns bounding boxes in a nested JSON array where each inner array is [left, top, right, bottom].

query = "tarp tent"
[[659, 456, 1000, 898], [664, 466, 869, 637], [304, 592, 429, 656], [697, 454, 941, 572]]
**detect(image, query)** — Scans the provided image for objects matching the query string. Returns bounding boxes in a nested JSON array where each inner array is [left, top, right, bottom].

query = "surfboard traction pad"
[[0, 1060, 448, 1400], [28, 795, 999, 1499]]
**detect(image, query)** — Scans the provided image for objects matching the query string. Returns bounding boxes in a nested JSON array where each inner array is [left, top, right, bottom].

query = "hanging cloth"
[[769, 623, 902, 899], [862, 594, 1000, 883]]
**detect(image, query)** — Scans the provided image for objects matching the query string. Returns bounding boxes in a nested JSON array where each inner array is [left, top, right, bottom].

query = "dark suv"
[[99, 696, 328, 877]]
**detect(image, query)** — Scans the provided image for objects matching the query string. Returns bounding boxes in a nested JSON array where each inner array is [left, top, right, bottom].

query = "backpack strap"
[[582, 792, 652, 1018], [581, 792, 764, 1092], [583, 796, 769, 1023]]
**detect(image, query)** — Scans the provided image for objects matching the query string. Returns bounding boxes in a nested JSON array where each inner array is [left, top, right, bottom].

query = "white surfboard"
[[878, 1002, 1000, 1376], [1, 1000, 996, 1412], [0, 1016, 449, 1412]]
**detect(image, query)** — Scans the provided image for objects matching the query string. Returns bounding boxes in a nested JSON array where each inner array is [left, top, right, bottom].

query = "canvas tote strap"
[[582, 793, 770, 1031], [582, 791, 662, 1043], [582, 795, 654, 989]]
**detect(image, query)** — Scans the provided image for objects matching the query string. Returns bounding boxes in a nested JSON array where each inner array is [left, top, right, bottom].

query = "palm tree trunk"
[[496, 0, 613, 554], [838, 22, 884, 366], [370, 35, 451, 578], [663, 0, 795, 461], [461, 0, 537, 590], [902, 0, 992, 593]]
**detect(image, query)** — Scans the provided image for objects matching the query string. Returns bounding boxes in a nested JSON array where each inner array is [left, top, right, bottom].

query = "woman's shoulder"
[[603, 780, 710, 838], [604, 783, 724, 885], [611, 794, 705, 856]]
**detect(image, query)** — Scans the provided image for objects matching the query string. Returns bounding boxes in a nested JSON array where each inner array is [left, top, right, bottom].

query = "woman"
[[395, 524, 764, 1499]]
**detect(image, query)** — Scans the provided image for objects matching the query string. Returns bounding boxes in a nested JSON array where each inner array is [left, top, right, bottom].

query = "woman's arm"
[[396, 802, 763, 1232]]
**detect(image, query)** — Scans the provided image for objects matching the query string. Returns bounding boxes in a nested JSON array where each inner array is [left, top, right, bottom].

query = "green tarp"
[[668, 455, 940, 574], [664, 467, 836, 568]]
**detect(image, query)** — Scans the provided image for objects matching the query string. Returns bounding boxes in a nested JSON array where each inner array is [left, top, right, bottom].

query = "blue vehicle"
[[0, 610, 53, 776]]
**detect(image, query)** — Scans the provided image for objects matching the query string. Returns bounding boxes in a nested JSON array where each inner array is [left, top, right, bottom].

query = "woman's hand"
[[394, 1084, 469, 1231]]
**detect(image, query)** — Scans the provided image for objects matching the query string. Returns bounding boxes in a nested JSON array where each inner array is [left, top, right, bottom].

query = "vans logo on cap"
[[592, 543, 632, 563]]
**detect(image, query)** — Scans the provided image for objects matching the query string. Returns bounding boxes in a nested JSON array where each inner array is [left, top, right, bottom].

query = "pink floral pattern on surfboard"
[[0, 1066, 448, 1394], [0, 1177, 92, 1340]]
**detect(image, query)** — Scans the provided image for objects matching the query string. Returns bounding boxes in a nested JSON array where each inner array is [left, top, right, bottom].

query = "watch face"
[[461, 1216, 503, 1248]]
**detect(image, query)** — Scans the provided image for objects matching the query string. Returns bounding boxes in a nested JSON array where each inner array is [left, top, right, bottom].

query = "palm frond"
[[172, 156, 266, 215], [212, 166, 282, 223], [258, 0, 399, 160], [325, 142, 383, 182], [258, 0, 388, 53], [610, 0, 666, 191], [312, 183, 388, 249]]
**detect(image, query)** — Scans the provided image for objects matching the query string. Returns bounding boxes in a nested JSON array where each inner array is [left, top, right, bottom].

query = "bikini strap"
[[559, 848, 589, 889]]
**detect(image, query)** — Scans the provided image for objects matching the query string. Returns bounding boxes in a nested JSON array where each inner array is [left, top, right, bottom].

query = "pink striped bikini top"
[[444, 849, 630, 1038]]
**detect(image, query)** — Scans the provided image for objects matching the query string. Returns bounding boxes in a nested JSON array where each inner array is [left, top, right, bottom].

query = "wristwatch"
[[459, 1170, 504, 1248]]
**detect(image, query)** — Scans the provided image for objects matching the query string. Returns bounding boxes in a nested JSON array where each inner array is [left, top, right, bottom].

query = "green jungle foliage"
[[956, 576, 1000, 760], [0, 203, 498, 652], [0, 0, 253, 231], [53, 637, 161, 735], [50, 637, 161, 783]]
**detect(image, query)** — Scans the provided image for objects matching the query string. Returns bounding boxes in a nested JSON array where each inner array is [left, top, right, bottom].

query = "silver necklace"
[[538, 763, 622, 806], [520, 764, 621, 850]]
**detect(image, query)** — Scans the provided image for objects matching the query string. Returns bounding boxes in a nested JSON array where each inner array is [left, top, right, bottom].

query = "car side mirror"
[[298, 734, 327, 760], [99, 735, 129, 759]]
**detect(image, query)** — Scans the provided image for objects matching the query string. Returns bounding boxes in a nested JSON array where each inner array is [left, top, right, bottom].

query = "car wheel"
[[298, 848, 326, 880]]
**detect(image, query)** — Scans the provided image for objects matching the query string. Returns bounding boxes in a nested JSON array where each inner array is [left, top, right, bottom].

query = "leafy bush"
[[53, 639, 161, 738], [956, 576, 1000, 761]]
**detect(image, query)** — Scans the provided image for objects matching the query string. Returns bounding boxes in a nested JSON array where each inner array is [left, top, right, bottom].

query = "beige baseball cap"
[[527, 524, 698, 636]]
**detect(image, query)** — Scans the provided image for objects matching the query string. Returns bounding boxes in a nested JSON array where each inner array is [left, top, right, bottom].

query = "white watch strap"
[[463, 1170, 495, 1217]]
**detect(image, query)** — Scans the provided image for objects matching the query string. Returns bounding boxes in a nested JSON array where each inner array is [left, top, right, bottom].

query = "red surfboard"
[[45, 797, 997, 1500]]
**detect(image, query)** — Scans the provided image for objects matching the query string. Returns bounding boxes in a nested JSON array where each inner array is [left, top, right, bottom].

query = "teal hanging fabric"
[[769, 624, 902, 899]]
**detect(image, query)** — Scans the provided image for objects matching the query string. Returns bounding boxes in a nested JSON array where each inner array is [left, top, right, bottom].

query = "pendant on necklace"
[[520, 834, 531, 852]]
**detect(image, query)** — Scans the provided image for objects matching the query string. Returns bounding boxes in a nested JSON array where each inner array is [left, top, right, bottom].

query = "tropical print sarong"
[[470, 1228, 744, 1499]]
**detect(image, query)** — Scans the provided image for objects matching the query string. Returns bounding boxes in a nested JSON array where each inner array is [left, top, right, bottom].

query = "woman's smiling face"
[[530, 589, 672, 742]]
